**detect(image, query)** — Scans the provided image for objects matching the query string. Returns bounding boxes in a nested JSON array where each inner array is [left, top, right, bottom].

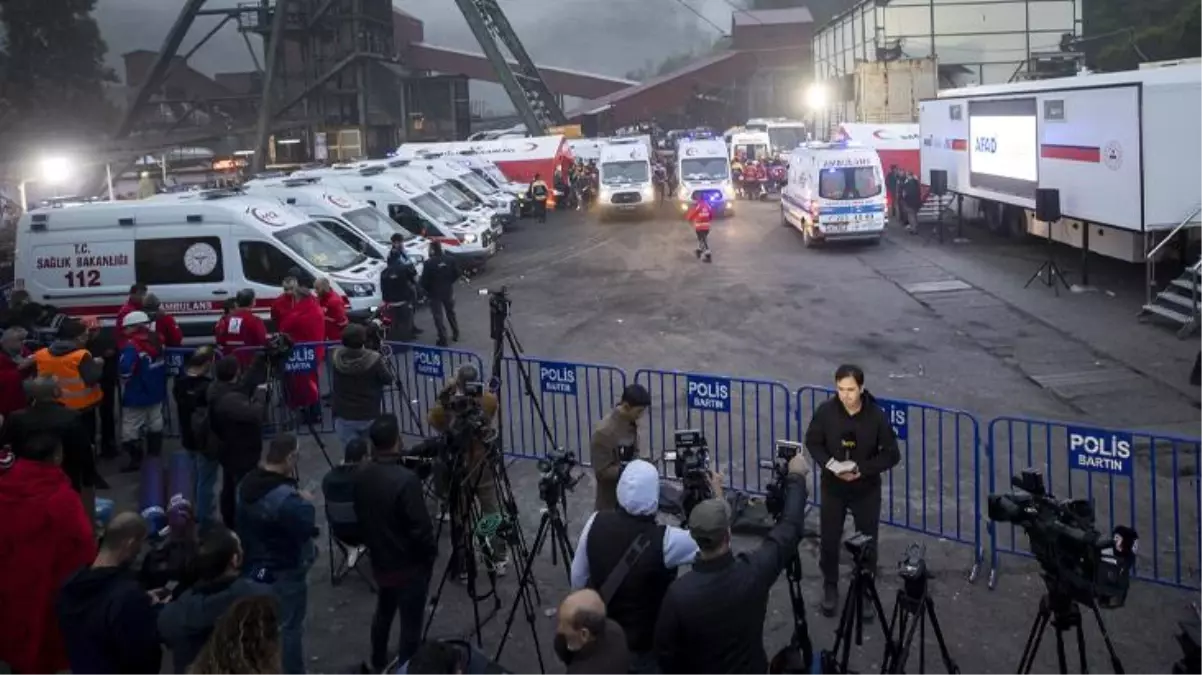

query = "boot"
[[120, 441, 142, 473], [695, 247, 702, 259], [703, 251, 712, 263], [820, 582, 838, 617]]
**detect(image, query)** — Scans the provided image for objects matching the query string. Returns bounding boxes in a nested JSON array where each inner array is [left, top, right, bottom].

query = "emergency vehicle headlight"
[[722, 184, 735, 200], [641, 185, 654, 199], [344, 282, 376, 298], [463, 233, 479, 244]]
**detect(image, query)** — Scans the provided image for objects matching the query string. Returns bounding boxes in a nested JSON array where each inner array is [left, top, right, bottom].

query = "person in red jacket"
[[0, 435, 97, 675], [685, 195, 714, 263], [315, 277, 349, 343], [115, 283, 148, 347], [279, 275, 326, 423], [270, 275, 299, 329], [215, 289, 269, 364], [0, 326, 33, 419], [142, 293, 183, 348]]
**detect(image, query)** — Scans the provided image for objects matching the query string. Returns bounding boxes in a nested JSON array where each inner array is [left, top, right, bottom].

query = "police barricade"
[[987, 417, 1201, 591], [496, 357, 628, 461], [378, 342, 486, 439], [796, 387, 983, 571], [634, 369, 791, 494]]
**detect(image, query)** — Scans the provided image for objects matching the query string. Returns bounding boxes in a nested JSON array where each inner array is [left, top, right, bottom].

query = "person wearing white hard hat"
[[117, 310, 168, 473]]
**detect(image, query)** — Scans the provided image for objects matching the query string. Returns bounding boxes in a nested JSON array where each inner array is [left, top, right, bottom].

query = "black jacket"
[[56, 565, 163, 674], [207, 379, 265, 472], [803, 391, 901, 492], [902, 177, 923, 208], [654, 476, 808, 674], [381, 258, 418, 304], [157, 576, 271, 673], [556, 619, 632, 674], [0, 401, 93, 490], [322, 463, 365, 545], [420, 255, 458, 301], [586, 511, 674, 653], [352, 458, 436, 578], [329, 346, 393, 421], [173, 373, 211, 453]]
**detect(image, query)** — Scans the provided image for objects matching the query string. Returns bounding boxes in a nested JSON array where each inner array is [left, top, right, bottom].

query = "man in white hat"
[[117, 311, 168, 472]]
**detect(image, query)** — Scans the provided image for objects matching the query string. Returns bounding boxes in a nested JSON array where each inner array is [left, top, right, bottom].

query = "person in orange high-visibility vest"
[[685, 194, 713, 263], [32, 318, 105, 451]]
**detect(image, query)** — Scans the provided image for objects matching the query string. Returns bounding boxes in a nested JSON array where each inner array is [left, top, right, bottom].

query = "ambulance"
[[289, 165, 496, 266], [729, 130, 772, 162], [239, 177, 430, 273], [780, 140, 887, 247], [675, 138, 735, 216], [400, 157, 519, 227], [596, 140, 655, 219], [13, 192, 385, 337]]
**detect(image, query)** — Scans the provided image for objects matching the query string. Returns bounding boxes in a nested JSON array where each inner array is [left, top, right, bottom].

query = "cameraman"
[[330, 324, 394, 450], [653, 452, 810, 674], [208, 355, 269, 527], [590, 384, 651, 512], [803, 364, 900, 618], [428, 364, 506, 573], [570, 459, 700, 672]]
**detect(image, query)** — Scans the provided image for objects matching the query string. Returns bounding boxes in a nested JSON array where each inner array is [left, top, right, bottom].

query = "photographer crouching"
[[428, 364, 508, 575], [653, 451, 811, 674]]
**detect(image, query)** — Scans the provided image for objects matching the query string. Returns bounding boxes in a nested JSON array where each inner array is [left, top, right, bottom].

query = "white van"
[[290, 166, 496, 266], [14, 192, 384, 337], [597, 141, 655, 217], [241, 177, 430, 272], [675, 139, 735, 216], [390, 165, 504, 240], [403, 158, 518, 228], [729, 130, 772, 162], [780, 141, 887, 247], [443, 155, 530, 211]]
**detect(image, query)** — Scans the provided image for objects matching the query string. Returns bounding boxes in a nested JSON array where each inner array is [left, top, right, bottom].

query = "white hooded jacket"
[[570, 460, 699, 590]]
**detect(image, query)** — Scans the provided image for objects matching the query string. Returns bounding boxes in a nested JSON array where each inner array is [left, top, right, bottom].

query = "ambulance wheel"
[[803, 226, 818, 248], [780, 205, 789, 227]]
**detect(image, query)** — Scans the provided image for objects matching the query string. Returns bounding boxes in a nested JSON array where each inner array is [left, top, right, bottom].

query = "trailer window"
[[819, 167, 881, 201]]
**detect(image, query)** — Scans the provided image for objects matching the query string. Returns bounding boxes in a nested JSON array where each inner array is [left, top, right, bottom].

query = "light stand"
[[1024, 218, 1071, 295]]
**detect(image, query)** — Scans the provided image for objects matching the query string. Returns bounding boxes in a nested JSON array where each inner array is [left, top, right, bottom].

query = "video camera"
[[664, 429, 713, 520], [761, 440, 803, 518], [537, 449, 579, 504], [988, 468, 1137, 608], [263, 332, 295, 366], [441, 381, 495, 447], [897, 542, 930, 599]]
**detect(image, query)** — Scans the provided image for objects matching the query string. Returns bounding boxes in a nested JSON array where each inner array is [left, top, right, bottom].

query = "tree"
[[0, 0, 117, 136], [1083, 0, 1201, 71]]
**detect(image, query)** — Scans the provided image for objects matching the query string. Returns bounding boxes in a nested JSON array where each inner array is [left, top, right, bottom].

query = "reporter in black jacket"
[[353, 414, 436, 673], [803, 364, 901, 617], [653, 451, 811, 674]]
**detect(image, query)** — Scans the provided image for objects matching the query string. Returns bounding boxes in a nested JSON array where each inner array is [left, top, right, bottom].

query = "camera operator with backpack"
[[207, 355, 269, 527]]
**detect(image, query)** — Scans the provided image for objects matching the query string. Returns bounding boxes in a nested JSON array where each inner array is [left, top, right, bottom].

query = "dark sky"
[[93, 1, 834, 111]]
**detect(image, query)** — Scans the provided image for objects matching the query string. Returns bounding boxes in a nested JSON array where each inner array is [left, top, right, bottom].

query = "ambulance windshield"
[[344, 206, 410, 243], [680, 157, 729, 182], [768, 126, 806, 152], [432, 182, 475, 211], [733, 143, 768, 162], [819, 166, 881, 201], [414, 193, 466, 226], [601, 160, 649, 185], [275, 221, 367, 272], [458, 170, 497, 195]]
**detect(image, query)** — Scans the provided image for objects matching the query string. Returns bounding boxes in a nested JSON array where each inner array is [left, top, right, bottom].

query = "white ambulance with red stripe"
[[13, 192, 384, 338], [920, 61, 1200, 261]]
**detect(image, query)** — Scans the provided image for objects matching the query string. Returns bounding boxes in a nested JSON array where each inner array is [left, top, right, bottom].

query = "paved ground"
[[98, 200, 1198, 673]]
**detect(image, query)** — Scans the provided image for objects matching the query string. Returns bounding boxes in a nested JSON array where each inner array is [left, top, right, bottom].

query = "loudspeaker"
[[929, 169, 948, 196], [1035, 188, 1061, 222]]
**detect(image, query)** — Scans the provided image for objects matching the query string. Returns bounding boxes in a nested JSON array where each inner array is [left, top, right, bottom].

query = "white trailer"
[[920, 62, 1201, 262]]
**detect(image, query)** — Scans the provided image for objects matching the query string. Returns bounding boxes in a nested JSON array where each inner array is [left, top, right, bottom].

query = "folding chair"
[[324, 501, 376, 592]]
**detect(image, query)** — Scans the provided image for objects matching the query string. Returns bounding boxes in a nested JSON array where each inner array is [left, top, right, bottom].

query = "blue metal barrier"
[[796, 387, 983, 573], [634, 369, 791, 493], [379, 342, 486, 439], [496, 357, 627, 461], [987, 417, 1201, 591]]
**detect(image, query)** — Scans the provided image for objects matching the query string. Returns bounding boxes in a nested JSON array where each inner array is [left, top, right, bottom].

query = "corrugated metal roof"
[[732, 8, 815, 26], [566, 51, 743, 116]]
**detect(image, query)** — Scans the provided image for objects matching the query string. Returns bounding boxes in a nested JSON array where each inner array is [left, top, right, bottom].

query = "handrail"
[[1148, 204, 1202, 260]]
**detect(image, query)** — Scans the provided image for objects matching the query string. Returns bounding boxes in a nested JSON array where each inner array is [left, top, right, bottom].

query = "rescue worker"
[[215, 289, 269, 365], [116, 283, 148, 344], [529, 173, 550, 223], [32, 318, 105, 456], [685, 194, 714, 263], [279, 274, 325, 424], [143, 293, 183, 348], [730, 156, 745, 199], [117, 311, 168, 473], [420, 242, 460, 347], [653, 162, 669, 206], [270, 275, 299, 329], [315, 278, 349, 343]]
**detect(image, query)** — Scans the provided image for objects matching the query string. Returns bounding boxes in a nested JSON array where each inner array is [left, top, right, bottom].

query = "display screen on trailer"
[[968, 98, 1038, 198]]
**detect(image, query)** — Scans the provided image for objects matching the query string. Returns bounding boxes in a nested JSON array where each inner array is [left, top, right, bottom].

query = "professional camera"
[[844, 532, 875, 564], [664, 429, 713, 520], [537, 449, 579, 504], [988, 468, 1138, 608], [762, 440, 803, 518], [441, 382, 495, 447], [263, 332, 295, 365], [346, 305, 390, 351], [897, 543, 930, 599]]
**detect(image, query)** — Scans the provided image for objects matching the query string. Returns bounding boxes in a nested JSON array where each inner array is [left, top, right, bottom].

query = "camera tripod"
[[776, 553, 816, 673], [376, 341, 426, 435], [823, 549, 894, 674], [1016, 588, 1125, 674], [493, 479, 576, 673], [880, 578, 959, 673], [486, 287, 560, 460], [263, 353, 334, 472]]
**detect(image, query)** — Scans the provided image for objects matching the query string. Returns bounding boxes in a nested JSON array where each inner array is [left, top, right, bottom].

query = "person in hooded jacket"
[[330, 324, 394, 449], [158, 524, 272, 673], [803, 363, 900, 617], [208, 355, 269, 527], [279, 274, 326, 424], [0, 434, 96, 675], [118, 310, 169, 473], [57, 512, 164, 674], [570, 459, 699, 672], [175, 347, 218, 525]]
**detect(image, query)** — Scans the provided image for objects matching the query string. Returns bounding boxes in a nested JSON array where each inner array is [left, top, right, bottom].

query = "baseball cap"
[[688, 497, 731, 548], [122, 310, 151, 327]]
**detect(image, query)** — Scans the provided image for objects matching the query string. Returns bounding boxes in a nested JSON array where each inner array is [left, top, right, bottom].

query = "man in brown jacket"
[[427, 364, 508, 573], [589, 384, 651, 512]]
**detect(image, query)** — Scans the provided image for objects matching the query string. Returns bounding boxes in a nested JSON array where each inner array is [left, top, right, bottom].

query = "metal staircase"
[[918, 193, 956, 222], [452, 0, 567, 135], [1140, 205, 1202, 338]]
